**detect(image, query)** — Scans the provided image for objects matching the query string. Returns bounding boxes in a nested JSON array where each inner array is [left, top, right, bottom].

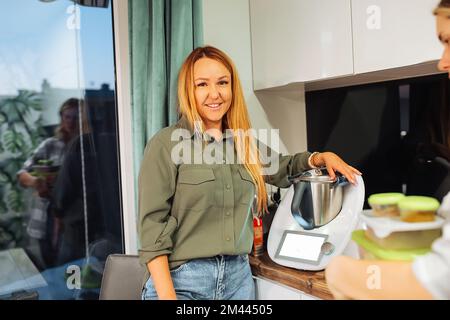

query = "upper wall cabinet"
[[351, 0, 442, 74], [249, 0, 354, 91]]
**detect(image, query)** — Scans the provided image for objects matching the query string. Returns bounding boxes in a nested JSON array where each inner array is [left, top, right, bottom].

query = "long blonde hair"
[[178, 46, 268, 215]]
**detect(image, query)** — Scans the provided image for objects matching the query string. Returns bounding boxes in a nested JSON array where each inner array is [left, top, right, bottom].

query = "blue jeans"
[[142, 254, 255, 300]]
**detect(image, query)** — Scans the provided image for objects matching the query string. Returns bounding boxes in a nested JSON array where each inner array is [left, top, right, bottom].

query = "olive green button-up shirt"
[[138, 117, 312, 271]]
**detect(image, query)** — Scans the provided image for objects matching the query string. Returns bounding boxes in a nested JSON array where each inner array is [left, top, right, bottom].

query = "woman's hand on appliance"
[[311, 152, 362, 185]]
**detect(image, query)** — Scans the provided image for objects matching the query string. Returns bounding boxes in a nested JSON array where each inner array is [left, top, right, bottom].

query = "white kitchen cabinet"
[[254, 276, 301, 300], [249, 0, 354, 90], [249, 0, 443, 91], [254, 276, 321, 300], [351, 0, 442, 74]]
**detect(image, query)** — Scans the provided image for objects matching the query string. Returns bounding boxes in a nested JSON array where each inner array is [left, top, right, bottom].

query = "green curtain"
[[129, 0, 203, 192]]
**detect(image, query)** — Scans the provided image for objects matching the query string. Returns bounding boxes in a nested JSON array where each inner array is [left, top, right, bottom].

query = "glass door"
[[0, 0, 123, 300]]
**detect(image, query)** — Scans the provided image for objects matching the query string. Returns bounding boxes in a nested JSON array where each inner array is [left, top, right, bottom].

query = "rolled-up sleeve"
[[138, 136, 178, 266], [260, 141, 311, 187]]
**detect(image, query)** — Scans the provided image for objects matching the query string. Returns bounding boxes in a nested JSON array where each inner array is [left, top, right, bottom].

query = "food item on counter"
[[398, 196, 440, 222], [368, 193, 405, 217], [251, 216, 264, 256]]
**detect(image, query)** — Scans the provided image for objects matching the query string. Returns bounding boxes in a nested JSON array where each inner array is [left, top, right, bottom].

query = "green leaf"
[[3, 129, 26, 154], [2, 101, 21, 123], [3, 159, 24, 177], [6, 188, 23, 213], [17, 90, 42, 111], [1, 91, 43, 124], [0, 200, 7, 214], [0, 113, 6, 125], [0, 171, 9, 184]]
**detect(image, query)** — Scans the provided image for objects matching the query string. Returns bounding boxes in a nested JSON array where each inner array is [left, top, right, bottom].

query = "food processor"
[[267, 168, 365, 270]]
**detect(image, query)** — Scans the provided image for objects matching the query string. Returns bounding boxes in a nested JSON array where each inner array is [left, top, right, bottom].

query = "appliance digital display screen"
[[275, 230, 328, 265]]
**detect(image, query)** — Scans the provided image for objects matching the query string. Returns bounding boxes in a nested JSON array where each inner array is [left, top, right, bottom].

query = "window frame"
[[112, 0, 138, 254]]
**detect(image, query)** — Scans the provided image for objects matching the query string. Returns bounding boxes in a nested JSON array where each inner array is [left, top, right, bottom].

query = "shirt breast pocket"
[[237, 167, 255, 206], [175, 168, 216, 210]]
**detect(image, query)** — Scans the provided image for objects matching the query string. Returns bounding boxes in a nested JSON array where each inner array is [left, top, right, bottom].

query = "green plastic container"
[[398, 196, 440, 211], [368, 193, 405, 206], [351, 230, 430, 261], [367, 193, 405, 217], [398, 196, 440, 222]]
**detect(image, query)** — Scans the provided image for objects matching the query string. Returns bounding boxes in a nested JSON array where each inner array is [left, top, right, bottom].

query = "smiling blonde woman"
[[138, 46, 360, 300]]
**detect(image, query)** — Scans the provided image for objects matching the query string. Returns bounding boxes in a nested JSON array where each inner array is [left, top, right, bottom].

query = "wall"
[[202, 0, 308, 168]]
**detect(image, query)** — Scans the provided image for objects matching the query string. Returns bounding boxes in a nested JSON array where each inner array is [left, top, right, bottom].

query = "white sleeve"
[[412, 216, 450, 299], [438, 192, 450, 220]]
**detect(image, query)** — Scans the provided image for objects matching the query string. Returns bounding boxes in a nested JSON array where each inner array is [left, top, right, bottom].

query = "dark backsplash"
[[306, 74, 450, 207]]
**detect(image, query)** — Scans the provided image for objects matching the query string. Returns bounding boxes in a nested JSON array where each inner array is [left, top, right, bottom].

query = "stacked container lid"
[[352, 193, 445, 261]]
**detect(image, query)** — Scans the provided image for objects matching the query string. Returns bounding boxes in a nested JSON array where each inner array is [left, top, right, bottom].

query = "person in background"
[[138, 45, 362, 300], [52, 129, 104, 267], [17, 98, 86, 268], [325, 0, 450, 300]]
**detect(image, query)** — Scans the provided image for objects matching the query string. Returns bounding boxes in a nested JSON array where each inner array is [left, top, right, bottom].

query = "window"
[[0, 0, 123, 300]]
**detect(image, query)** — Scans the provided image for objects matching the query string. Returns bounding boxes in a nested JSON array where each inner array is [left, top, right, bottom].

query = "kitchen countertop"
[[249, 251, 334, 300]]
